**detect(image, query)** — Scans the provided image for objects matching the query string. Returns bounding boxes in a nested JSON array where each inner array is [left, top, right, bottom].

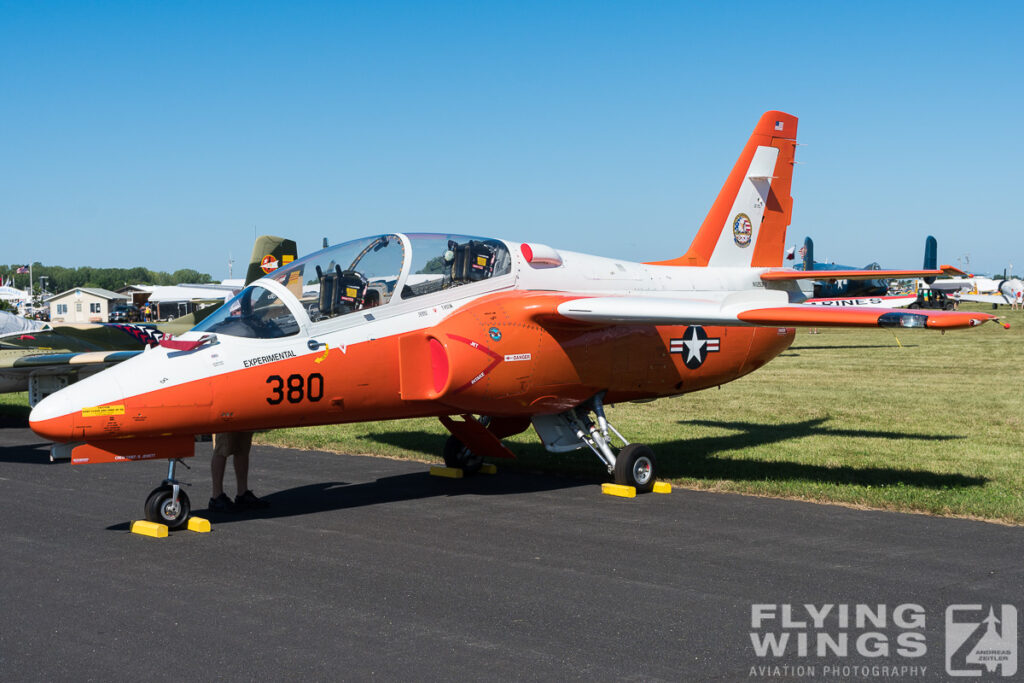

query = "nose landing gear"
[[143, 458, 191, 530]]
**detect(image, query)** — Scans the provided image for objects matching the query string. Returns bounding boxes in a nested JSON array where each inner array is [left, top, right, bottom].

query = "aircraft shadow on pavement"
[[365, 430, 602, 476], [0, 410, 30, 428], [363, 423, 983, 490], [0, 441, 57, 465], [185, 469, 590, 526], [658, 417, 984, 489]]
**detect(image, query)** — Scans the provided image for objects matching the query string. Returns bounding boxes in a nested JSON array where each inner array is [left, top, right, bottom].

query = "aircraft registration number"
[[266, 373, 325, 405]]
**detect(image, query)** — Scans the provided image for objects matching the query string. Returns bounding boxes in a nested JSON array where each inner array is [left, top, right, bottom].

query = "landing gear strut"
[[533, 392, 658, 492], [144, 458, 191, 530]]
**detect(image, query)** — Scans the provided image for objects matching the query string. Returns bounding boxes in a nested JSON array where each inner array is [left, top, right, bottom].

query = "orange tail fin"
[[649, 111, 798, 268]]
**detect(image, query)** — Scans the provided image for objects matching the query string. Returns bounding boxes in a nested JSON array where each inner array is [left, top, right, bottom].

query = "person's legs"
[[211, 433, 231, 498], [232, 432, 254, 496], [231, 433, 269, 508]]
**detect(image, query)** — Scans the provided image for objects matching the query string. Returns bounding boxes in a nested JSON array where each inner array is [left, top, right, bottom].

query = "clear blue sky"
[[2, 1, 1022, 280]]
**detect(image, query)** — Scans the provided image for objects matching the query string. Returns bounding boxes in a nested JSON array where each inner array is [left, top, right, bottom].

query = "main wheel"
[[614, 444, 657, 493], [144, 485, 191, 530], [442, 436, 483, 474]]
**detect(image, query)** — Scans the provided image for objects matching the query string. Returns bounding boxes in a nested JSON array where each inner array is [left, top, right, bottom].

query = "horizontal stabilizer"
[[760, 265, 966, 282]]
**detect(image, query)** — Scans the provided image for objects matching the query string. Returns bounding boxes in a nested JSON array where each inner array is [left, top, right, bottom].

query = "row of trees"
[[0, 263, 213, 293]]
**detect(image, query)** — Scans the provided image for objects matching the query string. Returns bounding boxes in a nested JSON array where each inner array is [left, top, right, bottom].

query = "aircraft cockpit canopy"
[[193, 285, 300, 339], [263, 233, 511, 324], [400, 234, 511, 300], [194, 234, 513, 337]]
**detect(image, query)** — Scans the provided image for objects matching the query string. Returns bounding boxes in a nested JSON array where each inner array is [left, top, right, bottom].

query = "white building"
[[46, 288, 128, 323], [0, 285, 31, 312]]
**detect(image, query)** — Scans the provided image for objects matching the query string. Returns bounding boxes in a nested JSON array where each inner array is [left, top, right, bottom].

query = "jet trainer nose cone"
[[29, 371, 128, 443], [29, 390, 79, 442]]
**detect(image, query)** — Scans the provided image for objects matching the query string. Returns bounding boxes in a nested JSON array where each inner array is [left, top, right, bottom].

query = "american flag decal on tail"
[[774, 120, 784, 131]]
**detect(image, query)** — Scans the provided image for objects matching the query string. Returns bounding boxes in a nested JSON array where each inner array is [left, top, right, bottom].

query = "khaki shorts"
[[213, 432, 253, 458]]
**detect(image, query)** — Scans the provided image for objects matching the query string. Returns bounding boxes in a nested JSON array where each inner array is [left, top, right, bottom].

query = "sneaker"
[[235, 490, 270, 509], [208, 493, 236, 512]]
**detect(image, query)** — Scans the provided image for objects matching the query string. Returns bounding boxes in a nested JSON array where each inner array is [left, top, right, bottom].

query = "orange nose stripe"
[[30, 414, 77, 443]]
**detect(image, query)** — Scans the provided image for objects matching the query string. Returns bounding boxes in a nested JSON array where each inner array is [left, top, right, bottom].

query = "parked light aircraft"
[[28, 111, 1004, 528], [928, 275, 1024, 307], [797, 235, 949, 308]]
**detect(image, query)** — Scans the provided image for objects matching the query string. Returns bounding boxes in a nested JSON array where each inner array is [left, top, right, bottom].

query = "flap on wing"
[[554, 295, 1001, 330], [760, 265, 965, 281]]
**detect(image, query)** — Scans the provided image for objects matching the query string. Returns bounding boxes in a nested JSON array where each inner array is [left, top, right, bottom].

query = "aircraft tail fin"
[[245, 235, 299, 286], [801, 237, 814, 272], [648, 111, 798, 268], [158, 235, 299, 335], [923, 235, 938, 285]]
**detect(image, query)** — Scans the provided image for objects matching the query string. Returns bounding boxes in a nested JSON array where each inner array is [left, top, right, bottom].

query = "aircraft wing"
[[0, 349, 143, 398], [0, 323, 162, 352], [553, 294, 1002, 330], [760, 265, 965, 281], [953, 293, 1010, 305]]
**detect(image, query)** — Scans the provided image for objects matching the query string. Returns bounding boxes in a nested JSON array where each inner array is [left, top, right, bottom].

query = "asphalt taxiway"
[[1, 422, 1021, 680]]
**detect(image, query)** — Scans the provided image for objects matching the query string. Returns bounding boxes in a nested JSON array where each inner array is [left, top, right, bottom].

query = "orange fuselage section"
[[30, 294, 795, 445]]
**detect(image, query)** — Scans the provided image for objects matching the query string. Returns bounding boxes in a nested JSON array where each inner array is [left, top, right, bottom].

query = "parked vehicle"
[[108, 304, 142, 322], [908, 290, 956, 310]]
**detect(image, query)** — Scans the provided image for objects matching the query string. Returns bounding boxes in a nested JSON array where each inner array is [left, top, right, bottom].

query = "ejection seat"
[[449, 240, 497, 284], [316, 265, 368, 317]]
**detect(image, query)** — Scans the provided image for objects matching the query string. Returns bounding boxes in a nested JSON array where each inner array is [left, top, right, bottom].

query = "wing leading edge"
[[760, 265, 966, 282], [554, 296, 1003, 330]]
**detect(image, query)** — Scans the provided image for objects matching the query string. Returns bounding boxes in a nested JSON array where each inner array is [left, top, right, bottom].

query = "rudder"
[[649, 111, 798, 268]]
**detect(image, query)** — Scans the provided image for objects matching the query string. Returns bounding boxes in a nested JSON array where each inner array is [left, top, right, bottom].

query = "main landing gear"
[[144, 458, 191, 530], [443, 433, 485, 474], [532, 393, 658, 492], [438, 414, 529, 474]]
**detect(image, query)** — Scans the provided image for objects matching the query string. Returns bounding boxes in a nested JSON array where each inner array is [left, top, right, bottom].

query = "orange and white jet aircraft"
[[29, 111, 1002, 528]]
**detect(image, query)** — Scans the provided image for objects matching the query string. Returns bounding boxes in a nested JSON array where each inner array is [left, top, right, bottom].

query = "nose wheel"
[[145, 485, 191, 530], [143, 458, 192, 530]]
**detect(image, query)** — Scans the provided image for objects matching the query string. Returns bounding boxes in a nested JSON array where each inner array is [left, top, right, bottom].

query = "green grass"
[[0, 392, 31, 426], [5, 307, 1021, 522], [255, 307, 1024, 523]]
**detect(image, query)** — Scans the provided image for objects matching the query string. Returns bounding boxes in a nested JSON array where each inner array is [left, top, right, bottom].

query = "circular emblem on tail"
[[260, 255, 280, 273], [732, 213, 752, 247]]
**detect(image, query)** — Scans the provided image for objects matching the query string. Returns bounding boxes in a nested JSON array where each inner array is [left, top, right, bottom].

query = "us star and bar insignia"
[[669, 325, 721, 370]]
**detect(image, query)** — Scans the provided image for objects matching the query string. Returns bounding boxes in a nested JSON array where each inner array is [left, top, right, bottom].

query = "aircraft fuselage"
[[29, 240, 796, 451]]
